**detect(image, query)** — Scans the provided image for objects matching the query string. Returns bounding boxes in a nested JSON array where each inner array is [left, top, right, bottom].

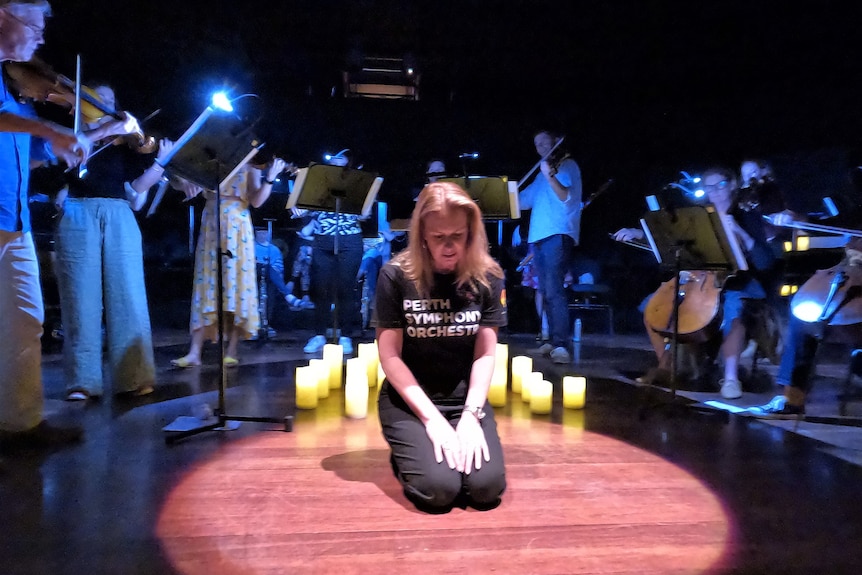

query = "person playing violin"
[[518, 128, 582, 364], [0, 1, 138, 449], [54, 82, 173, 402], [170, 153, 287, 368]]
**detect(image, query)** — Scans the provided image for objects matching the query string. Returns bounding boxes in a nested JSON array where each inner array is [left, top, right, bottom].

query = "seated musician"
[[614, 166, 791, 399], [746, 236, 862, 418]]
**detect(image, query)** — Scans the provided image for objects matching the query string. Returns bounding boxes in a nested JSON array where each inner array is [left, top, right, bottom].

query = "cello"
[[643, 270, 723, 343], [771, 218, 862, 343]]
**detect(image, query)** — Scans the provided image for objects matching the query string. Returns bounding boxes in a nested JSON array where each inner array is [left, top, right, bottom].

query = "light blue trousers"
[[55, 198, 155, 395]]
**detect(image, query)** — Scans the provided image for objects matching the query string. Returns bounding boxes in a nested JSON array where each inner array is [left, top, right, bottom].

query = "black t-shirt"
[[66, 144, 151, 199], [373, 262, 507, 404]]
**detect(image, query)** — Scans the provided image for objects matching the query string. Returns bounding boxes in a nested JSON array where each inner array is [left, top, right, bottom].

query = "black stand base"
[[636, 384, 730, 423], [165, 411, 293, 445]]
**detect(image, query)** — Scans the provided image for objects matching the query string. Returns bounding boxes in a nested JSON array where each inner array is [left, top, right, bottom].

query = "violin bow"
[[517, 135, 566, 188], [73, 54, 88, 179]]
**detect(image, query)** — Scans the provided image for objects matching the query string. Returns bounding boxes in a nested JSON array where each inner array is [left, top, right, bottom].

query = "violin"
[[4, 58, 156, 153], [643, 270, 723, 343]]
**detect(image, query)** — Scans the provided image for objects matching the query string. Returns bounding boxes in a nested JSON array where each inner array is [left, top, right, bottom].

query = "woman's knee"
[[464, 469, 506, 507], [403, 466, 462, 510]]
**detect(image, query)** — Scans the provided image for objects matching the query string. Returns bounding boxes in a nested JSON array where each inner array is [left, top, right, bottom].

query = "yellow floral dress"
[[189, 168, 259, 341]]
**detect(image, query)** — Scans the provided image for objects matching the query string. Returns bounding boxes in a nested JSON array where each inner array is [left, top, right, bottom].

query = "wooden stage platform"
[[1, 328, 861, 574]]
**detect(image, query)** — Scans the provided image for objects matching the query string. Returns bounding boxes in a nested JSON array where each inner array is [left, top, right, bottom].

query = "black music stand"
[[639, 204, 747, 416], [438, 176, 521, 249], [161, 106, 293, 444], [286, 163, 383, 343]]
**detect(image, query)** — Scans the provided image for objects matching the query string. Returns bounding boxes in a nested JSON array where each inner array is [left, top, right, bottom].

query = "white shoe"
[[530, 342, 554, 356], [303, 335, 326, 353], [719, 378, 742, 399], [338, 336, 353, 355], [550, 346, 571, 364]]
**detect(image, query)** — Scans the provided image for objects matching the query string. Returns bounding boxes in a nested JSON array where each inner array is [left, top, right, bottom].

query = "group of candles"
[[294, 342, 587, 418], [294, 342, 383, 418], [499, 349, 587, 414]]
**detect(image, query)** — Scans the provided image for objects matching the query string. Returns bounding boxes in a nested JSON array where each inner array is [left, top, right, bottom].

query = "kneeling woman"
[[373, 181, 507, 512]]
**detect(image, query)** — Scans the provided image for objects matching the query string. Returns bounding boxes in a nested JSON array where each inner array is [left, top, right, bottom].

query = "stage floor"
[[2, 326, 861, 574]]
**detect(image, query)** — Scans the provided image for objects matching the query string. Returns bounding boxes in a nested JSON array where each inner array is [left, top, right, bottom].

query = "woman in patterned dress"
[[170, 157, 286, 367]]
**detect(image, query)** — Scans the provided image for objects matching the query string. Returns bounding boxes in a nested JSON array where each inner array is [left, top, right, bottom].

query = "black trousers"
[[378, 385, 507, 511], [310, 233, 363, 337]]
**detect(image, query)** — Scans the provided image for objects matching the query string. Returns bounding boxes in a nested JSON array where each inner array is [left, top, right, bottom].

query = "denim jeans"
[[0, 230, 44, 431], [775, 315, 821, 392], [55, 198, 155, 395], [532, 234, 575, 348]]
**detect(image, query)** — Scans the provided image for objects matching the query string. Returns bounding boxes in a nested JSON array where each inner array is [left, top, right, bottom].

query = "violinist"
[[0, 0, 98, 448], [170, 153, 287, 368], [54, 82, 172, 402], [519, 128, 582, 364]]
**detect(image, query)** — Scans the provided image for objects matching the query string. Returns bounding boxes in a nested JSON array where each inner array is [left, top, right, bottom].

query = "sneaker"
[[746, 395, 805, 419], [550, 346, 571, 364], [303, 335, 327, 353], [719, 378, 743, 399], [299, 296, 315, 310], [530, 343, 554, 356], [339, 336, 353, 355], [266, 327, 277, 338]]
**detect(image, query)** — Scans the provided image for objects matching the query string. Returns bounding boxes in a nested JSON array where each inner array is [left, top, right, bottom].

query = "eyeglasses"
[[2, 9, 45, 37], [702, 180, 730, 192]]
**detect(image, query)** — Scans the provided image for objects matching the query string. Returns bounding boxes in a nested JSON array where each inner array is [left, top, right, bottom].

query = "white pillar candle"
[[295, 365, 318, 409], [563, 376, 586, 409], [530, 379, 553, 415], [523, 371, 542, 402], [344, 370, 369, 419], [495, 343, 509, 370], [488, 364, 507, 407], [346, 357, 367, 387], [510, 355, 532, 394], [322, 344, 343, 389], [357, 342, 379, 388], [308, 359, 328, 399]]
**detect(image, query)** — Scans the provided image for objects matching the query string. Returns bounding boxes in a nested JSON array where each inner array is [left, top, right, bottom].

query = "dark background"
[[28, 0, 862, 332]]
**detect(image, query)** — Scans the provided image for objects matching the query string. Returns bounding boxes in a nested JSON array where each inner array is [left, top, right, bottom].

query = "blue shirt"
[[518, 157, 582, 244], [0, 69, 53, 233]]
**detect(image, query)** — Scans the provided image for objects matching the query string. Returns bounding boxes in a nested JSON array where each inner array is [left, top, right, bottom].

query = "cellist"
[[746, 228, 862, 418], [614, 165, 790, 399]]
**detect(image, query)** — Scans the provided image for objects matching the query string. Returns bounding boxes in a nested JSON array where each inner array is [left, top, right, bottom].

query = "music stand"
[[438, 176, 520, 248], [161, 105, 293, 444], [286, 163, 383, 343], [639, 204, 747, 414]]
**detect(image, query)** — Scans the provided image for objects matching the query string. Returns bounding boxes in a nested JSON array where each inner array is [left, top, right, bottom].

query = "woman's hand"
[[455, 411, 490, 474], [613, 227, 644, 242], [267, 158, 287, 182], [155, 138, 175, 165], [425, 417, 461, 470]]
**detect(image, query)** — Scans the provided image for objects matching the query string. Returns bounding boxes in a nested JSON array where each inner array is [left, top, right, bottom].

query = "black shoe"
[[0, 420, 83, 452], [745, 396, 805, 419]]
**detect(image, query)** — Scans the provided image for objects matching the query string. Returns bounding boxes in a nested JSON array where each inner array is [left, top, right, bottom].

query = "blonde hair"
[[393, 181, 503, 296]]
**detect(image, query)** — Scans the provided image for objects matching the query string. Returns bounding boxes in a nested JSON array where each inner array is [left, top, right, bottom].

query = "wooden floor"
[[2, 327, 862, 574]]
